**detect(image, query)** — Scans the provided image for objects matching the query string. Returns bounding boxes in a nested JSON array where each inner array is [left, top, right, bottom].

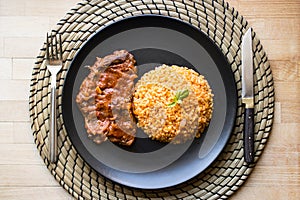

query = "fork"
[[46, 33, 63, 163]]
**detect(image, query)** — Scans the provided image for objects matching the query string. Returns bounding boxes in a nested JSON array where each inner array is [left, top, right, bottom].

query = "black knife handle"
[[244, 108, 254, 163]]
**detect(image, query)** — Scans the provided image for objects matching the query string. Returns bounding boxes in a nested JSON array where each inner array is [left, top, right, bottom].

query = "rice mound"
[[132, 64, 213, 144]]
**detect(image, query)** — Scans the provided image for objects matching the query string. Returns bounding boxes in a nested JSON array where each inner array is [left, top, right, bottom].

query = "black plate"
[[62, 15, 237, 189]]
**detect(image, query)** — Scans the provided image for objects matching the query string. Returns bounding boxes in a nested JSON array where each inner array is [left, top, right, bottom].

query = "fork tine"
[[55, 34, 58, 60], [46, 33, 50, 60], [51, 33, 54, 60], [59, 34, 63, 60]]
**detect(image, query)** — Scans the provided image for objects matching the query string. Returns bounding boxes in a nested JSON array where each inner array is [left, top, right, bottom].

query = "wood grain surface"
[[0, 0, 299, 199]]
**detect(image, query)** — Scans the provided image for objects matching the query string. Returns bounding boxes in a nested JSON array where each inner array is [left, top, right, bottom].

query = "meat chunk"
[[76, 50, 137, 145]]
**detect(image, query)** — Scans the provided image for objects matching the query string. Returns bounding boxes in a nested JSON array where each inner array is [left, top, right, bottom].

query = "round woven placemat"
[[29, 0, 274, 199]]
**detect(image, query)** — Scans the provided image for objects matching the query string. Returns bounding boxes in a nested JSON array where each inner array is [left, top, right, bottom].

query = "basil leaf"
[[175, 91, 180, 101], [167, 101, 177, 107], [179, 89, 189, 99], [168, 89, 189, 107]]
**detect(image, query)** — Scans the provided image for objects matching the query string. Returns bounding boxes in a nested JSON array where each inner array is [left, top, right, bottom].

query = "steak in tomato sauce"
[[76, 50, 137, 146]]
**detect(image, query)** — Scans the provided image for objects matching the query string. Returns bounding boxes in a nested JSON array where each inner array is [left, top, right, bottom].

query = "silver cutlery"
[[241, 28, 254, 163], [46, 33, 63, 163]]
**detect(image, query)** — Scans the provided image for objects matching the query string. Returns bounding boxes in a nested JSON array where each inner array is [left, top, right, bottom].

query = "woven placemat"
[[29, 0, 274, 199]]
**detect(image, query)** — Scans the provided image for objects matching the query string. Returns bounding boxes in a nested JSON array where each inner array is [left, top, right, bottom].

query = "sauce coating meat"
[[76, 50, 137, 146]]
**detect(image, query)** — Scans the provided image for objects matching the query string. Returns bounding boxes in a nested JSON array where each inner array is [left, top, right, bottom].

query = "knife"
[[242, 28, 254, 163]]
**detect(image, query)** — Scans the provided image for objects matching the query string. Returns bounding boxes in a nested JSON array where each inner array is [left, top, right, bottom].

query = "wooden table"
[[0, 0, 299, 199]]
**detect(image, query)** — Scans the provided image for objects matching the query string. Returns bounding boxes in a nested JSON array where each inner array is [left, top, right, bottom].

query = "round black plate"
[[62, 15, 237, 189]]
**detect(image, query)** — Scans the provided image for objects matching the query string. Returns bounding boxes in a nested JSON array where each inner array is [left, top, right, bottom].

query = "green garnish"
[[167, 89, 189, 107]]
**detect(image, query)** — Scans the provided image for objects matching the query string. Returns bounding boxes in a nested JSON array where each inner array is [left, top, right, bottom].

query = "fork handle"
[[49, 83, 57, 163]]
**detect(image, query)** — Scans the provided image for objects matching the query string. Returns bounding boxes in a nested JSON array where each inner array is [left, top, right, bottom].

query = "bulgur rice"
[[132, 64, 213, 144]]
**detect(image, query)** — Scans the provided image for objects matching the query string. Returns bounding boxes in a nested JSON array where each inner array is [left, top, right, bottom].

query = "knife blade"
[[241, 28, 254, 163]]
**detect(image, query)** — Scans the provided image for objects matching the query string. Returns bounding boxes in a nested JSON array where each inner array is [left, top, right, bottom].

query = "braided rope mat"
[[29, 0, 274, 199]]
